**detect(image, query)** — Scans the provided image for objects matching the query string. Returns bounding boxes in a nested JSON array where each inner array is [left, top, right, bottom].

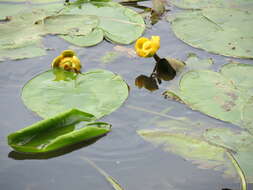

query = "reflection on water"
[[135, 55, 176, 91], [8, 136, 104, 160], [0, 2, 250, 190]]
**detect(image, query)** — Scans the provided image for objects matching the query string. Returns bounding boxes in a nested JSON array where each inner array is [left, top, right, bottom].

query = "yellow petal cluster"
[[135, 36, 160, 58], [51, 50, 81, 73]]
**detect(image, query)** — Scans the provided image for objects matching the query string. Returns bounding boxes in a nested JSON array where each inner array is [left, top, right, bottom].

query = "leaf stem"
[[226, 151, 247, 190], [153, 53, 161, 62], [81, 157, 125, 190]]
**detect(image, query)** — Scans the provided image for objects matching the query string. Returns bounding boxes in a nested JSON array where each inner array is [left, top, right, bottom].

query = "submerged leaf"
[[8, 109, 111, 153], [138, 129, 233, 171], [83, 157, 125, 190], [22, 69, 129, 119], [168, 8, 253, 58]]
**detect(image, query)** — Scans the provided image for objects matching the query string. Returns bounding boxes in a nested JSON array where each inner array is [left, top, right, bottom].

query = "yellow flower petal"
[[61, 49, 76, 57], [51, 55, 63, 68], [51, 50, 82, 73], [134, 36, 160, 58]]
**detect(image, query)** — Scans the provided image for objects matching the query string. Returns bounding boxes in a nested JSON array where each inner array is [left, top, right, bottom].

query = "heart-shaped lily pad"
[[168, 8, 253, 58], [165, 61, 253, 128], [0, 1, 145, 61], [22, 69, 129, 119], [171, 0, 253, 10]]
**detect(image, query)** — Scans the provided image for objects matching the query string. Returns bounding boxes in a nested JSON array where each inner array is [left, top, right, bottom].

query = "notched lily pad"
[[164, 57, 253, 128], [138, 129, 235, 172], [171, 0, 253, 10], [0, 1, 145, 61], [168, 8, 253, 58], [204, 127, 253, 182], [8, 109, 111, 153], [22, 69, 129, 119]]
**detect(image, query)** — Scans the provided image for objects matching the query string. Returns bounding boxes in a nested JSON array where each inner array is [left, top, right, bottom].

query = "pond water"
[[0, 1, 252, 190]]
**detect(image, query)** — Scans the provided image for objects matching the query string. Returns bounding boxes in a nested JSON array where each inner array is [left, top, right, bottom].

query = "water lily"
[[51, 50, 81, 73], [135, 36, 160, 57]]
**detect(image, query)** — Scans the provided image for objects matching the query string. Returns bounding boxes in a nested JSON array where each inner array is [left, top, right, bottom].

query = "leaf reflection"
[[135, 75, 159, 91], [8, 135, 104, 160], [135, 56, 176, 92]]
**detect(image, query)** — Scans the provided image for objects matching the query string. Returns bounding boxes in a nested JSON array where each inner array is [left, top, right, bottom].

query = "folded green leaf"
[[8, 109, 111, 153]]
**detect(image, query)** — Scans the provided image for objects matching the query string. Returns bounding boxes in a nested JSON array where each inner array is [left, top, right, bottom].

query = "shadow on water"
[[8, 135, 105, 160], [135, 54, 176, 91]]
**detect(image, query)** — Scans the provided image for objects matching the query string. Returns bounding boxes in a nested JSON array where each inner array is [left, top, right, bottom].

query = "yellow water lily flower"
[[135, 36, 160, 58], [51, 50, 82, 73]]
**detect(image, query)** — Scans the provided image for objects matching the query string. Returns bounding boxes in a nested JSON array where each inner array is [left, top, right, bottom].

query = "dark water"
[[1, 2, 253, 190]]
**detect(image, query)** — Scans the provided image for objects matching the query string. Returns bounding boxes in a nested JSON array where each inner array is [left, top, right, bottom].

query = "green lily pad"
[[138, 129, 235, 173], [164, 61, 253, 127], [168, 8, 253, 58], [22, 69, 129, 119], [242, 97, 253, 134], [0, 39, 46, 62], [0, 0, 61, 2], [60, 28, 104, 47], [0, 2, 145, 61], [164, 53, 212, 96], [0, 3, 28, 20], [60, 2, 145, 45], [204, 128, 253, 182], [8, 109, 111, 153], [171, 0, 253, 10], [179, 69, 245, 126], [220, 63, 253, 95]]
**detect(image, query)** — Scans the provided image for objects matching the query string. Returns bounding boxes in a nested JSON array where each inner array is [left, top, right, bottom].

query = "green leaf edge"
[[7, 108, 111, 153]]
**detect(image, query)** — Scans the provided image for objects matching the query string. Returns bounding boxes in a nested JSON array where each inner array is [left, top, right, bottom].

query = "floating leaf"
[[204, 127, 253, 182], [242, 97, 253, 134], [171, 0, 253, 10], [0, 3, 28, 20], [61, 28, 104, 47], [0, 39, 46, 62], [220, 63, 253, 95], [138, 129, 235, 172], [164, 54, 212, 96], [164, 61, 253, 127], [60, 2, 145, 45], [168, 8, 253, 58], [0, 1, 145, 61], [22, 69, 129, 119], [8, 109, 111, 153], [0, 0, 62, 2], [179, 69, 245, 126]]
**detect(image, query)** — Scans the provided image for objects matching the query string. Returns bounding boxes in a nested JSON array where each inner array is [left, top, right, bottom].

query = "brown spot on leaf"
[[226, 92, 238, 101], [222, 101, 236, 111]]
